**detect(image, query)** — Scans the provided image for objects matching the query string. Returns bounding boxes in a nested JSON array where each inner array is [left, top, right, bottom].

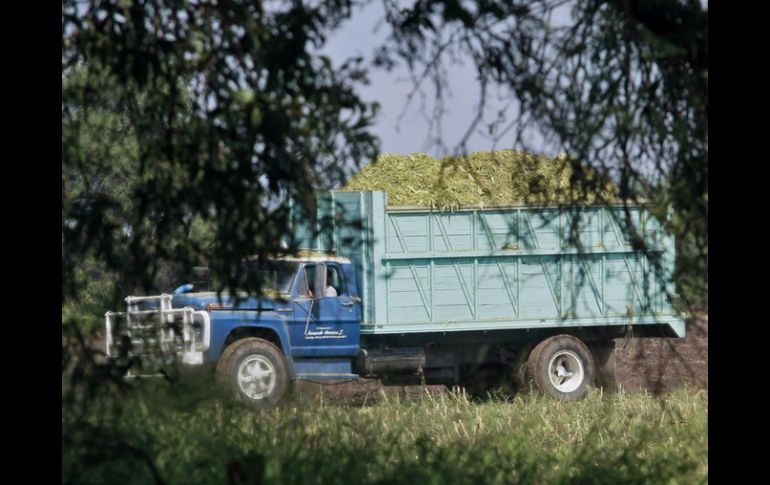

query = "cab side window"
[[296, 263, 345, 298], [326, 265, 343, 297], [297, 266, 312, 297]]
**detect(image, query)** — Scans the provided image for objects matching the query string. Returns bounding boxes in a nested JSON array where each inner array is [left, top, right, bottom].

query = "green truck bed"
[[292, 191, 685, 338]]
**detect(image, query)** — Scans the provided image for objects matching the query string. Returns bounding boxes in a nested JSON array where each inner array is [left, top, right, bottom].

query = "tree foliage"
[[62, 0, 380, 307], [378, 0, 707, 307]]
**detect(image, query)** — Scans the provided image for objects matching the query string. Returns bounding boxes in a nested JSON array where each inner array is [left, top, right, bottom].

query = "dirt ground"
[[293, 379, 449, 405], [612, 313, 708, 393]]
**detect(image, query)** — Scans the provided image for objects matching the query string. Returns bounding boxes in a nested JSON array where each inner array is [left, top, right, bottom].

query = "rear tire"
[[527, 335, 595, 401], [216, 338, 290, 407]]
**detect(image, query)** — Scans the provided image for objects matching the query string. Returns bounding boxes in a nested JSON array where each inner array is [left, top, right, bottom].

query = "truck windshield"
[[250, 261, 298, 294]]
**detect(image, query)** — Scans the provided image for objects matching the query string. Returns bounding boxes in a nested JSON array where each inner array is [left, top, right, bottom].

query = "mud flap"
[[588, 341, 617, 391]]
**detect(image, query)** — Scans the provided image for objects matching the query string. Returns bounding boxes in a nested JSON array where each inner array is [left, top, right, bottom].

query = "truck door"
[[291, 263, 360, 358]]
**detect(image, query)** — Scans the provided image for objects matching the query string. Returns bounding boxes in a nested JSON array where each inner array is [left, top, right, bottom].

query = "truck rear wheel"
[[216, 338, 290, 407], [527, 335, 595, 401]]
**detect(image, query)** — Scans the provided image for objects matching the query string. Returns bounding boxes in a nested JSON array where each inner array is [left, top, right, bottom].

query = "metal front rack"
[[105, 294, 211, 373]]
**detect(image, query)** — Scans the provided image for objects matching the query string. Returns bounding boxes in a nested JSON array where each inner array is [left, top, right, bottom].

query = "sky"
[[320, 2, 571, 160], [321, 2, 706, 163], [321, 2, 536, 159], [68, 1, 557, 160]]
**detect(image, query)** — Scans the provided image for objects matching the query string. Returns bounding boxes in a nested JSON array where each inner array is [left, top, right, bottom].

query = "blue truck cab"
[[107, 253, 370, 406], [177, 254, 363, 376]]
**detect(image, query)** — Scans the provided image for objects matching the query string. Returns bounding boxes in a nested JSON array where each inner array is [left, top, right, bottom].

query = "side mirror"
[[313, 263, 326, 300]]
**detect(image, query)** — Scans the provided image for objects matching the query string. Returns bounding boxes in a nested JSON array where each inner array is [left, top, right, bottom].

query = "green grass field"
[[62, 381, 707, 484]]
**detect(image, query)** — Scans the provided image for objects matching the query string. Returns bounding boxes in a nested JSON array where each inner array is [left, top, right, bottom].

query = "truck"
[[105, 191, 685, 404]]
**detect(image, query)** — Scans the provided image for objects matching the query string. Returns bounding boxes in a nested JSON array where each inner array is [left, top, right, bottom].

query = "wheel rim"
[[237, 355, 277, 400], [547, 350, 584, 393]]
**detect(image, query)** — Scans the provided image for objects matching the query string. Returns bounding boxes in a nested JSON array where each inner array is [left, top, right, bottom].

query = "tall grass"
[[62, 382, 707, 484]]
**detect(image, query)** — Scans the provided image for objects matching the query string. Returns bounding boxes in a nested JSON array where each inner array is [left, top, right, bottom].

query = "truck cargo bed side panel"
[[299, 191, 684, 338]]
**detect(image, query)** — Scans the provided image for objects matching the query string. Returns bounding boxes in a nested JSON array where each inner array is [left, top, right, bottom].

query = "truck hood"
[[171, 292, 292, 312]]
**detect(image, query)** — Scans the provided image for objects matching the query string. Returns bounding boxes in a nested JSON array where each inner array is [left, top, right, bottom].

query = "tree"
[[377, 0, 707, 308], [62, 0, 380, 309]]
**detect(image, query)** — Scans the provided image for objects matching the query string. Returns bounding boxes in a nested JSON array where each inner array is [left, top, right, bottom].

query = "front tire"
[[216, 338, 290, 407], [527, 335, 595, 401]]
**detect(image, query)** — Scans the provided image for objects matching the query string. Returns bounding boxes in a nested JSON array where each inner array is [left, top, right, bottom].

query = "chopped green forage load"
[[341, 150, 621, 208]]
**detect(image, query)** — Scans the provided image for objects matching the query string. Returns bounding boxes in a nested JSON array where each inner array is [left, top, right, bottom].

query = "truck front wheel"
[[216, 338, 290, 407], [527, 335, 596, 401]]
